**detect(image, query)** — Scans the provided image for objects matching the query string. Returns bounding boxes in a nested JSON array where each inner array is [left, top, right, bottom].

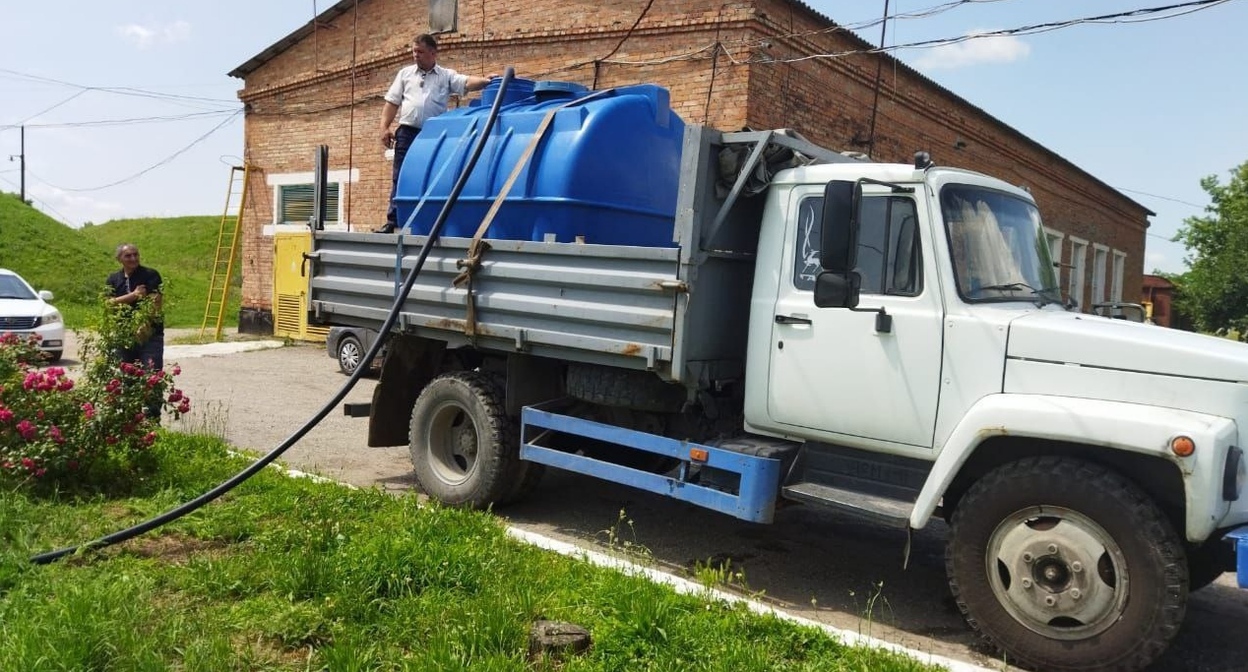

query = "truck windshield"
[[940, 184, 1060, 306]]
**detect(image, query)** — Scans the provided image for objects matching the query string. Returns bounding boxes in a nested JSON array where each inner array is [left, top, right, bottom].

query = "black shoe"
[[375, 223, 397, 233]]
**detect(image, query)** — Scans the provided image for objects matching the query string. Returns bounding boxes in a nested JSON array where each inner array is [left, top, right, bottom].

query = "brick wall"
[[233, 0, 1149, 329]]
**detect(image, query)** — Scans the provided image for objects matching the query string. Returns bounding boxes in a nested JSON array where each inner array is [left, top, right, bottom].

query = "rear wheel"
[[946, 457, 1186, 672], [409, 371, 520, 508], [336, 335, 364, 375]]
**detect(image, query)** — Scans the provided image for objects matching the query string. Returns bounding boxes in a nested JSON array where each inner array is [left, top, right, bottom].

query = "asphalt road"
[[64, 332, 1248, 671]]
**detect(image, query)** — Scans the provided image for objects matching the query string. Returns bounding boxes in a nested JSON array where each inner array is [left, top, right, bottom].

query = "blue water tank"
[[392, 80, 686, 247]]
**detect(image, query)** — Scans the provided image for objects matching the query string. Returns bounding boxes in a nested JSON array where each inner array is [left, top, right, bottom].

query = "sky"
[[2, 0, 1245, 275]]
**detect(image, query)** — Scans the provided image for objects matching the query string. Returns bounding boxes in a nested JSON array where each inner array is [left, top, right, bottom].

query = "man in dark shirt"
[[106, 243, 165, 420]]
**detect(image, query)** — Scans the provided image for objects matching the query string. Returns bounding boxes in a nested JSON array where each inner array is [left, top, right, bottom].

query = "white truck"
[[307, 124, 1247, 672]]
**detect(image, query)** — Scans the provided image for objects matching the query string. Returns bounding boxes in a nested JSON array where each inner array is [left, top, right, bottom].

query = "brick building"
[[1141, 274, 1177, 328], [228, 0, 1152, 334]]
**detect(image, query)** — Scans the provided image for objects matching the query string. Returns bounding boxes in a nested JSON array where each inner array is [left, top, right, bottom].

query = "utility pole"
[[866, 0, 890, 160], [19, 126, 25, 202], [8, 127, 26, 202]]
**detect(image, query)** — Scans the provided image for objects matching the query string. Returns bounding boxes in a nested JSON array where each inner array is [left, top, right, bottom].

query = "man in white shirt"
[[378, 33, 494, 233]]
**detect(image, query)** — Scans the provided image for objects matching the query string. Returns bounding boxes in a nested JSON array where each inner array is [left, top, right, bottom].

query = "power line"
[[13, 90, 88, 126], [1116, 187, 1207, 209], [0, 173, 77, 225], [1, 109, 238, 130], [751, 0, 1235, 65], [28, 110, 243, 193], [0, 68, 240, 113]]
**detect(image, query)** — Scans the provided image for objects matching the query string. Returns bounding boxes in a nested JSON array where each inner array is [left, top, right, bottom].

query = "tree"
[[1173, 159, 1248, 339]]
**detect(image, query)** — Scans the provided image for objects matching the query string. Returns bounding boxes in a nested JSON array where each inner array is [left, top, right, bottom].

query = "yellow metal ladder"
[[200, 164, 249, 341]]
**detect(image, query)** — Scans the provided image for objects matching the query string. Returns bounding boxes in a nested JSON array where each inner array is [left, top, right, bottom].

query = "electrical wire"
[[565, 0, 1234, 70], [0, 173, 78, 225], [761, 0, 1234, 65], [1116, 187, 1207, 209], [11, 90, 88, 126], [30, 68, 519, 566], [0, 68, 240, 112], [27, 111, 243, 193], [1, 110, 238, 130]]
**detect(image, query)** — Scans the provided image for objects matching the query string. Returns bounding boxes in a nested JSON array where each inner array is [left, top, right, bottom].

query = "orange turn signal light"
[[1170, 435, 1196, 457], [689, 447, 709, 462]]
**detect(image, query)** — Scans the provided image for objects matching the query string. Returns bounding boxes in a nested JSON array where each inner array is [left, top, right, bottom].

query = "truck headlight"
[[1225, 446, 1244, 502]]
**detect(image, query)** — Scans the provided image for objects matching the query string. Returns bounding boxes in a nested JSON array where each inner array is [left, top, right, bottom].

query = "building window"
[[429, 0, 458, 33], [1111, 250, 1126, 302], [277, 183, 340, 226], [793, 195, 921, 295], [1092, 244, 1109, 306], [265, 168, 358, 234], [1044, 228, 1064, 268], [1068, 237, 1088, 310]]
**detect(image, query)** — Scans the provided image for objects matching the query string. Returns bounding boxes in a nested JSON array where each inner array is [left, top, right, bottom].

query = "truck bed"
[[308, 233, 684, 374], [307, 126, 853, 387]]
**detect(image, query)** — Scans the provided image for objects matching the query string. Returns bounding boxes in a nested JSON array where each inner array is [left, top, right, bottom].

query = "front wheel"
[[946, 457, 1186, 672]]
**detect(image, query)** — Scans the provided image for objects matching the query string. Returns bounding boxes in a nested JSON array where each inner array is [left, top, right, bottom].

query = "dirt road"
[[63, 332, 1248, 671]]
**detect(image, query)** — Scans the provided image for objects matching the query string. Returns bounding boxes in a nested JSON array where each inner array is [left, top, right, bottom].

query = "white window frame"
[[1044, 227, 1064, 289], [1043, 228, 1064, 267], [1111, 250, 1127, 302], [1068, 237, 1088, 310], [265, 168, 360, 235], [1091, 244, 1109, 306]]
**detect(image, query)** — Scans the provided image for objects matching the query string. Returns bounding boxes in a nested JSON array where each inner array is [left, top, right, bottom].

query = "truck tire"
[[409, 371, 521, 508], [565, 363, 685, 413], [946, 456, 1186, 672]]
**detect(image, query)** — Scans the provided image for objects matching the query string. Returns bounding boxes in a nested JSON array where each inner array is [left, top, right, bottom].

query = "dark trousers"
[[385, 124, 421, 228], [116, 333, 165, 423]]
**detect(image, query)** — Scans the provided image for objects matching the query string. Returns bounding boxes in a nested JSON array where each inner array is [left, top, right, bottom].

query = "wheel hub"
[[426, 403, 479, 484], [987, 507, 1129, 639]]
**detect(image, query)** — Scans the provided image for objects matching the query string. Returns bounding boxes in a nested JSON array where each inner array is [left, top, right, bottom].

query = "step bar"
[[520, 404, 784, 523]]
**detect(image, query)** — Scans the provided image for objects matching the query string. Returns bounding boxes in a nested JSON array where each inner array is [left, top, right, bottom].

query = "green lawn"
[[0, 435, 942, 672], [0, 193, 241, 329]]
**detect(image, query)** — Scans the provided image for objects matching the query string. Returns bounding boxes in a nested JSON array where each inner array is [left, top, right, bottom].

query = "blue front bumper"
[[1227, 527, 1248, 588]]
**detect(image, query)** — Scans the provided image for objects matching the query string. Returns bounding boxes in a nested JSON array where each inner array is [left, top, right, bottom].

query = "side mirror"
[[814, 270, 861, 309], [38, 290, 54, 302], [819, 180, 860, 274]]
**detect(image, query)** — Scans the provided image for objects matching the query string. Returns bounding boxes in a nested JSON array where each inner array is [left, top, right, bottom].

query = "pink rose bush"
[[0, 331, 190, 488]]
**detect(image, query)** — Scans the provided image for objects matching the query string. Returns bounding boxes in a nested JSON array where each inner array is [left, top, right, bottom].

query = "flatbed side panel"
[[309, 233, 683, 375], [521, 405, 783, 523]]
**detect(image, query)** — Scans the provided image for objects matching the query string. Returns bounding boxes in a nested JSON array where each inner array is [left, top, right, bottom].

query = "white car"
[[0, 268, 65, 362]]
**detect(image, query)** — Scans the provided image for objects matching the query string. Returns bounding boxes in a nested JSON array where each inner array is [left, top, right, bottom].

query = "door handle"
[[774, 314, 812, 325]]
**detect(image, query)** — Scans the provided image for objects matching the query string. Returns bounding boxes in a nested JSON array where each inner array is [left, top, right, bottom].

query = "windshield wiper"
[[0, 294, 31, 299], [975, 283, 1062, 308]]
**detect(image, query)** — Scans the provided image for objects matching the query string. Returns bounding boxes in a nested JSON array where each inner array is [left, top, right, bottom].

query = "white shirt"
[[384, 63, 470, 129]]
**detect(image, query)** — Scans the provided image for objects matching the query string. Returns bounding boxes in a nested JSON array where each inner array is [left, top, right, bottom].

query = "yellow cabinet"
[[272, 231, 329, 342]]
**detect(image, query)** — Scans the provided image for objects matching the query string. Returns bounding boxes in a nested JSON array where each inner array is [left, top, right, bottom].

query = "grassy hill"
[[78, 213, 242, 329], [0, 192, 241, 330]]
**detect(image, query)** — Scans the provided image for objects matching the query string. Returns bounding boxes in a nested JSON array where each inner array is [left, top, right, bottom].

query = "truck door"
[[767, 185, 944, 449]]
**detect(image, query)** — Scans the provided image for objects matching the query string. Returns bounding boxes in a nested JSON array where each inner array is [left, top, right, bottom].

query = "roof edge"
[[228, 0, 357, 79]]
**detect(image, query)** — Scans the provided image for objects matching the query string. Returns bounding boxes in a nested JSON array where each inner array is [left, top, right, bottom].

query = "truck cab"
[[737, 159, 1246, 671]]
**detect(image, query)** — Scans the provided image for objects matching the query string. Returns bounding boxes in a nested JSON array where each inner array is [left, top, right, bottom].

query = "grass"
[[0, 192, 242, 329], [0, 435, 942, 672]]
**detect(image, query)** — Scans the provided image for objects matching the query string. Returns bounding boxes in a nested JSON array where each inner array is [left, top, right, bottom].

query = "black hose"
[[31, 68, 517, 565]]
